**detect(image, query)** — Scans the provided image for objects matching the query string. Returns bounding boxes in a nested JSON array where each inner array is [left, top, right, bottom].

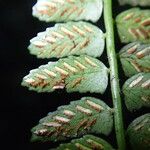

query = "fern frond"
[[118, 0, 150, 6], [22, 55, 108, 94], [119, 42, 150, 77], [31, 97, 113, 142], [51, 135, 114, 150], [123, 73, 150, 111], [29, 21, 105, 58], [32, 0, 103, 23], [126, 113, 150, 150], [116, 8, 150, 43]]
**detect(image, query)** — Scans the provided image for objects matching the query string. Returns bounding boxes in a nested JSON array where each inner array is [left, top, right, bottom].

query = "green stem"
[[103, 0, 126, 150]]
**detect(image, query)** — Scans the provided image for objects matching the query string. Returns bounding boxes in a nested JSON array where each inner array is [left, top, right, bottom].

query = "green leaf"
[[118, 0, 150, 6], [29, 21, 105, 59], [32, 0, 103, 23], [116, 8, 150, 43], [31, 97, 113, 142], [126, 113, 150, 150], [122, 73, 150, 111], [51, 135, 114, 150], [119, 42, 150, 77], [21, 55, 108, 94]]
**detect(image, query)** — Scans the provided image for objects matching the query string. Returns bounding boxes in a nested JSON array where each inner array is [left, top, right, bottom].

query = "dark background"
[[0, 0, 149, 150]]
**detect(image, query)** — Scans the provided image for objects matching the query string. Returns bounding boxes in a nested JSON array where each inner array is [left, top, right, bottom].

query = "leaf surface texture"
[[116, 8, 150, 43], [22, 55, 108, 94], [127, 113, 150, 150], [31, 97, 113, 142], [32, 0, 103, 23], [118, 0, 150, 6], [119, 42, 150, 77], [52, 135, 114, 150], [123, 73, 150, 111], [29, 21, 105, 58]]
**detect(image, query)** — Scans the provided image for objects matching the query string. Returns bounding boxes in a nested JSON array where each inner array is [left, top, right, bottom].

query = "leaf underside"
[[116, 8, 150, 43], [123, 73, 150, 111], [118, 0, 150, 6], [126, 113, 150, 150], [22, 55, 108, 94], [32, 0, 103, 23], [31, 97, 113, 142], [51, 135, 114, 150], [29, 21, 105, 59], [119, 42, 150, 77]]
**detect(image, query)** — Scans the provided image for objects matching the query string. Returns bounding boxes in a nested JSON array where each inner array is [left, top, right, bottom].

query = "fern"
[[119, 42, 150, 77], [104, 1, 126, 149], [21, 0, 150, 149], [51, 135, 114, 150], [123, 73, 150, 111], [116, 3, 150, 149], [118, 0, 150, 6], [31, 97, 113, 142], [32, 0, 103, 23], [22, 55, 108, 93], [116, 8, 150, 43], [126, 113, 150, 150], [29, 21, 105, 58]]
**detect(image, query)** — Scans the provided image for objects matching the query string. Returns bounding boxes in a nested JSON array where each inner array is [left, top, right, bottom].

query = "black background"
[[0, 0, 149, 150]]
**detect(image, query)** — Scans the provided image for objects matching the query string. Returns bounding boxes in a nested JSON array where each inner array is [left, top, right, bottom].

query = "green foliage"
[[32, 0, 103, 23], [51, 135, 114, 150], [123, 73, 150, 111], [22, 55, 108, 93], [118, 0, 150, 6], [119, 42, 150, 77], [126, 113, 150, 150], [29, 21, 105, 59], [116, 8, 150, 43], [31, 97, 113, 142]]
